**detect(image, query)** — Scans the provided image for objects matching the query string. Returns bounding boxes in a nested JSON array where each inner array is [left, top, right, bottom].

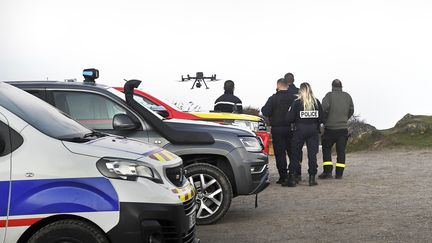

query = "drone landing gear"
[[190, 80, 210, 89]]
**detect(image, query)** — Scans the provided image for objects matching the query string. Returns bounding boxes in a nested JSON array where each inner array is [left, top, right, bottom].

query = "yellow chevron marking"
[[153, 153, 166, 162], [161, 150, 175, 160]]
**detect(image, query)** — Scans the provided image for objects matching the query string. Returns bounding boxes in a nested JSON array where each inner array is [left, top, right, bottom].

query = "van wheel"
[[28, 219, 109, 243], [185, 163, 233, 225]]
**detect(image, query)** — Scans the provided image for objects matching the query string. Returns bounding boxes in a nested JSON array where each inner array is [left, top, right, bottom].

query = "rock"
[[395, 113, 414, 127]]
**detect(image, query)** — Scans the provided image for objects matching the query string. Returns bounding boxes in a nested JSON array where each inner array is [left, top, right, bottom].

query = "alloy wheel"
[[188, 173, 223, 219]]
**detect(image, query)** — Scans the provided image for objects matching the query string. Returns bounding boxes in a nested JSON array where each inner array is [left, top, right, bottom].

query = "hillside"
[[348, 114, 432, 152]]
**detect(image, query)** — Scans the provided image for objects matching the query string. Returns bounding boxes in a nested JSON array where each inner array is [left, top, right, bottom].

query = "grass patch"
[[347, 114, 432, 152]]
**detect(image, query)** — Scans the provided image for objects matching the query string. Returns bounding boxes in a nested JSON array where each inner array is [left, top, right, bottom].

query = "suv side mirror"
[[113, 114, 137, 131], [151, 106, 169, 118]]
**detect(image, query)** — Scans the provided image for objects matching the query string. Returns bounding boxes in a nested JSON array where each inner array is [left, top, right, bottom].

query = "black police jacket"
[[261, 84, 298, 127], [286, 98, 324, 128], [214, 91, 243, 113]]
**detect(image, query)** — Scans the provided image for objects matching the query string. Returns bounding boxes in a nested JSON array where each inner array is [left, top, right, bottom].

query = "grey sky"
[[1, 0, 431, 129]]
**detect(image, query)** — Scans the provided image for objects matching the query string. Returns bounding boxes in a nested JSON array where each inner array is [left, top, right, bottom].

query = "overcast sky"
[[1, 0, 431, 129]]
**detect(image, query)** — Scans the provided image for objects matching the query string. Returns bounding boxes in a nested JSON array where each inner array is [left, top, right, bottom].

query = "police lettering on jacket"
[[286, 99, 324, 126], [300, 110, 319, 119]]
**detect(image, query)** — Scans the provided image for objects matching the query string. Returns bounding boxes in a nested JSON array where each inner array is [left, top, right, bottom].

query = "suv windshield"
[[0, 82, 92, 140], [108, 87, 165, 120]]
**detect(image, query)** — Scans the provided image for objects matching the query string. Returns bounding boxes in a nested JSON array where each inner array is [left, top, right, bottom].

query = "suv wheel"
[[28, 219, 109, 243], [185, 163, 233, 225]]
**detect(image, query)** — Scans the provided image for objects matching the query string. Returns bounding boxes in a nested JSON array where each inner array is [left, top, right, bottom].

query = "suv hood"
[[164, 119, 255, 137], [63, 136, 178, 163], [190, 112, 262, 122]]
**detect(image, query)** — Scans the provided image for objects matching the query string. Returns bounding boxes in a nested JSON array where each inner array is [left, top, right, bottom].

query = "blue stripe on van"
[[0, 181, 10, 216], [0, 177, 119, 217]]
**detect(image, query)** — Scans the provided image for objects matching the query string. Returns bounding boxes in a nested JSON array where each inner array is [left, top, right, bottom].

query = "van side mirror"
[[151, 106, 169, 118], [113, 114, 137, 131]]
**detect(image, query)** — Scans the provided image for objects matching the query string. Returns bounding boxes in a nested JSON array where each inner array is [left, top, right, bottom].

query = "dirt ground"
[[196, 149, 432, 243]]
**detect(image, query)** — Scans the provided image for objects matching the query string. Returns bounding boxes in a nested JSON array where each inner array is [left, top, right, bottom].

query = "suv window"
[[133, 94, 158, 109], [53, 91, 130, 130]]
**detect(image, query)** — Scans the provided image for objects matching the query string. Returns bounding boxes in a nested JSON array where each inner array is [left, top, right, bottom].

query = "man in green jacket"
[[319, 79, 354, 179]]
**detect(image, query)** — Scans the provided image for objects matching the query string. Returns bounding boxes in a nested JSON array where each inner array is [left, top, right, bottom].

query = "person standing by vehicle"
[[283, 82, 323, 187], [214, 80, 243, 113], [319, 79, 354, 179], [284, 73, 303, 181], [261, 76, 298, 184]]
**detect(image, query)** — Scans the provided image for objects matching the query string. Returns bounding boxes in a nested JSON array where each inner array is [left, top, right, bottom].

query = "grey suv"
[[9, 73, 269, 225]]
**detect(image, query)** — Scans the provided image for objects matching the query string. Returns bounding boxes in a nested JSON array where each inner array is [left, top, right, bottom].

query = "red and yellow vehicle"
[[115, 87, 270, 154]]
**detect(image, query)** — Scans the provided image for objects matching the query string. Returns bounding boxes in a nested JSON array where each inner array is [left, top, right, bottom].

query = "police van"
[[0, 82, 198, 243]]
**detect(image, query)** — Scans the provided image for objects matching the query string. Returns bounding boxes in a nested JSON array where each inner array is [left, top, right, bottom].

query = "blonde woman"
[[283, 83, 323, 187]]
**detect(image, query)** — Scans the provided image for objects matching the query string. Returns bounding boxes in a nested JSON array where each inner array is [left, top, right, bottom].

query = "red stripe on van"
[[0, 218, 43, 227]]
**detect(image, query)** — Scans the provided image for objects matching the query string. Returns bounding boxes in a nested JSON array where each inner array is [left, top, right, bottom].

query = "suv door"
[[49, 90, 152, 141], [0, 113, 11, 242]]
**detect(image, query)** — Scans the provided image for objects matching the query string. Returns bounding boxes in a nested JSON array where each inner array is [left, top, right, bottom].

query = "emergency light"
[[83, 68, 99, 83]]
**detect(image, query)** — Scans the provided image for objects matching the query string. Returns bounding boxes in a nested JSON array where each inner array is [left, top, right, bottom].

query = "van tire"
[[28, 219, 109, 243], [185, 163, 233, 225]]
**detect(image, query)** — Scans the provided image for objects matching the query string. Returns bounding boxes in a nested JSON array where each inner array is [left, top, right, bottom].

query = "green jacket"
[[322, 87, 354, 130]]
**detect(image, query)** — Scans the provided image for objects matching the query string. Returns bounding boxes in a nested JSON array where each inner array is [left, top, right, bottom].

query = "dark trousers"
[[290, 125, 319, 175], [271, 126, 293, 179], [322, 129, 348, 175]]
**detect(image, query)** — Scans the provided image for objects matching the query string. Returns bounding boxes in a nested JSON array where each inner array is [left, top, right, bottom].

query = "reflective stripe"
[[157, 152, 170, 161], [323, 161, 333, 166], [176, 184, 196, 202], [214, 101, 236, 106], [336, 163, 346, 168], [161, 150, 175, 160], [153, 153, 166, 162]]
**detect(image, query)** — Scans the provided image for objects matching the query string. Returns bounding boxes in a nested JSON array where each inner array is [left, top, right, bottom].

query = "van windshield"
[[0, 82, 92, 140]]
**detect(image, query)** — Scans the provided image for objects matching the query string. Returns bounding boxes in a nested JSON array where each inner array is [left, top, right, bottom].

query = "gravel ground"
[[196, 149, 432, 243]]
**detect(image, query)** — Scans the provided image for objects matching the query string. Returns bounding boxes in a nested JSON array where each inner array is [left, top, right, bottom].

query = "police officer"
[[319, 79, 354, 179], [261, 75, 298, 184], [214, 80, 243, 113], [285, 73, 303, 181], [284, 82, 323, 187]]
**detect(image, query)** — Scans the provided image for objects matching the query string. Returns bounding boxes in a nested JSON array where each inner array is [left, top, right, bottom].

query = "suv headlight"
[[233, 120, 259, 132], [96, 158, 162, 183], [240, 137, 263, 152]]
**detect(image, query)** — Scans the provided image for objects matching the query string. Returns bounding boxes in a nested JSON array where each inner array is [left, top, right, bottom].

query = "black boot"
[[282, 174, 297, 187], [295, 174, 302, 184], [335, 167, 344, 179], [318, 172, 332, 179], [276, 175, 287, 184], [319, 163, 333, 179], [309, 175, 318, 186]]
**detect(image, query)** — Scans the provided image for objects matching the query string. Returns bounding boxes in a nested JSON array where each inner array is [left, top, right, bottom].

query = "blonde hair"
[[297, 82, 318, 111]]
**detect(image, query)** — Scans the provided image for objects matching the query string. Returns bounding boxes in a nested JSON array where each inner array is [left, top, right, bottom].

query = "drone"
[[179, 72, 221, 89]]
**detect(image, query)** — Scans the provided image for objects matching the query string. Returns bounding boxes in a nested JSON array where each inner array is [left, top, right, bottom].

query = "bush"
[[242, 106, 260, 116]]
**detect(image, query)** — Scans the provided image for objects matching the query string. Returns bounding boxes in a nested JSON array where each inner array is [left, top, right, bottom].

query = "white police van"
[[0, 82, 197, 243]]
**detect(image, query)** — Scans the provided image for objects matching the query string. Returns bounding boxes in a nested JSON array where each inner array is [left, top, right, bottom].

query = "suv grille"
[[166, 165, 185, 187]]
